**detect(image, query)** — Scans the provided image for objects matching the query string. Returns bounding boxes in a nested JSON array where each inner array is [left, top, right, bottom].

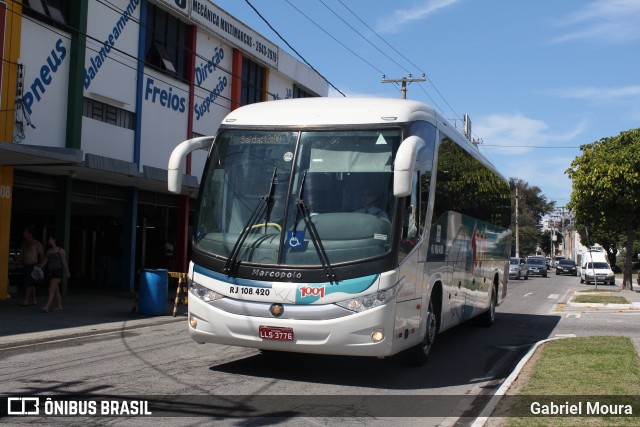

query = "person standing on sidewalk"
[[19, 226, 44, 306], [40, 234, 70, 313]]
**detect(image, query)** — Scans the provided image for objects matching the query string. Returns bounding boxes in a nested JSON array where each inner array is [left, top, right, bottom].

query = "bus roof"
[[222, 97, 440, 127]]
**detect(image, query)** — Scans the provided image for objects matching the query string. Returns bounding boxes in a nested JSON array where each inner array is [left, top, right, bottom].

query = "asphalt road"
[[1, 273, 637, 426]]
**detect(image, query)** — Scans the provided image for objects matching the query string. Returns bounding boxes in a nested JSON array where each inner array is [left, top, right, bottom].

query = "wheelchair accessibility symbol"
[[287, 231, 305, 248]]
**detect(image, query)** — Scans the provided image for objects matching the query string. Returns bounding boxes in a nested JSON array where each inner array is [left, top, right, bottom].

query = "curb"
[[0, 316, 185, 351], [470, 336, 571, 427], [567, 302, 636, 309], [566, 289, 640, 310]]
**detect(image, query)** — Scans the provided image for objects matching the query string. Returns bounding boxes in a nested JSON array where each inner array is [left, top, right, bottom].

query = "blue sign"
[[286, 231, 305, 249]]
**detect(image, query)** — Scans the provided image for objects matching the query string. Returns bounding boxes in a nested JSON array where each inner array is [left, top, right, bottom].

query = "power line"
[[281, 0, 385, 76], [13, 0, 316, 109], [243, 0, 346, 97], [335, 0, 461, 122], [6, 3, 289, 113], [483, 145, 582, 149], [381, 75, 426, 99], [416, 81, 445, 116], [316, 0, 413, 76], [336, 0, 424, 75]]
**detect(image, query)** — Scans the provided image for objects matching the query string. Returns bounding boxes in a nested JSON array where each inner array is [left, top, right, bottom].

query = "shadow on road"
[[210, 312, 561, 390]]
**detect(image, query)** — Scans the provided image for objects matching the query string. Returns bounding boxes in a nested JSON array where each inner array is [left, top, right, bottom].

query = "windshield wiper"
[[294, 170, 336, 282], [224, 167, 278, 276]]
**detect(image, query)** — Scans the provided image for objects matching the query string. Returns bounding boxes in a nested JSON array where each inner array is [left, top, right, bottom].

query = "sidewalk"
[[0, 287, 186, 349]]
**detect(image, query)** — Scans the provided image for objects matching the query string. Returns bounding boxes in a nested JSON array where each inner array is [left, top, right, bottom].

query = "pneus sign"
[[160, 0, 279, 69]]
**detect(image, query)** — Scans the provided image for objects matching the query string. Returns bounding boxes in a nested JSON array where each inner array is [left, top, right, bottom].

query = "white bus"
[[168, 98, 511, 365]]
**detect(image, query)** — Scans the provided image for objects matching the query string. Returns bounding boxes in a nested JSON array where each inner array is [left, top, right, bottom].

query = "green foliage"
[[567, 128, 640, 288], [510, 178, 555, 226], [567, 129, 640, 231], [510, 178, 555, 256], [517, 225, 542, 256]]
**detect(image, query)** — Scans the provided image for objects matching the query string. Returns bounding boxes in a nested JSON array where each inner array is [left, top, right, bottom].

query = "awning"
[[0, 142, 198, 196]]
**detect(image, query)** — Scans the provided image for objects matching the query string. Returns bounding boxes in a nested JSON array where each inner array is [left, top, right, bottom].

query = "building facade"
[[0, 0, 328, 298]]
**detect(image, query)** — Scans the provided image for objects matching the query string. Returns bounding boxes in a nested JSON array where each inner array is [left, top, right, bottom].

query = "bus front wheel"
[[407, 300, 438, 366]]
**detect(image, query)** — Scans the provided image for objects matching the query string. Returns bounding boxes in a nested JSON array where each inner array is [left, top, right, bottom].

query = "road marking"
[[524, 292, 533, 297], [548, 293, 559, 299], [566, 313, 581, 318], [469, 376, 494, 383]]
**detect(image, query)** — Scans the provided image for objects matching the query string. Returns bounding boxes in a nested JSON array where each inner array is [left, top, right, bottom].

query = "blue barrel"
[[139, 269, 168, 315]]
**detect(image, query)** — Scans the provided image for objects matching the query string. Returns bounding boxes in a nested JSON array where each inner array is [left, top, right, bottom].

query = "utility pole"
[[550, 219, 555, 258], [381, 74, 426, 99], [559, 206, 566, 258], [515, 186, 520, 257]]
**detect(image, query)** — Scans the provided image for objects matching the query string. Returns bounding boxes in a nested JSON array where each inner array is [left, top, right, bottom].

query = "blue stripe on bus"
[[193, 264, 378, 294]]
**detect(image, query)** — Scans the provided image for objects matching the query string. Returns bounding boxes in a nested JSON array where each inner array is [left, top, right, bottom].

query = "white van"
[[580, 261, 615, 286], [577, 248, 609, 275]]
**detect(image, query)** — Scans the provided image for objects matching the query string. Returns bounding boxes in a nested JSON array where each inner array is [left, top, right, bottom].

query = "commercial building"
[[0, 0, 328, 298]]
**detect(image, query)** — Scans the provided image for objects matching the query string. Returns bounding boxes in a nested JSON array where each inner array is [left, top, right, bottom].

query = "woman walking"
[[40, 234, 70, 313]]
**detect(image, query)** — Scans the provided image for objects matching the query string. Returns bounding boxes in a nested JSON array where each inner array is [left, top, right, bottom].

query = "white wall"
[[18, 20, 70, 148], [268, 72, 293, 101], [83, 0, 140, 109], [139, 68, 189, 171], [277, 50, 328, 97], [190, 29, 234, 177], [81, 117, 135, 161]]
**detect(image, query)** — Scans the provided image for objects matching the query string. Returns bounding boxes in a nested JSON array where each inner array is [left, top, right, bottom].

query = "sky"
[[214, 0, 640, 208]]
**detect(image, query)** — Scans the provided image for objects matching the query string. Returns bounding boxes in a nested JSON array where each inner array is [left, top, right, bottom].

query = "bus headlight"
[[335, 282, 402, 313], [190, 281, 224, 302]]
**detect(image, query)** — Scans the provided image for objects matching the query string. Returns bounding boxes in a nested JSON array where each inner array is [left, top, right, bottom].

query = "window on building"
[[241, 57, 266, 105], [145, 4, 189, 80], [23, 0, 69, 27], [293, 84, 316, 98], [83, 97, 135, 130]]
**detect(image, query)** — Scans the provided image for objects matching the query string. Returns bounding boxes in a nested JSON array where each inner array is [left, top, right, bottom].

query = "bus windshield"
[[194, 128, 402, 268]]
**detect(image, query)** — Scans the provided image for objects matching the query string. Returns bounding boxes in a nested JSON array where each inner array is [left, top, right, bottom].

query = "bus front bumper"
[[187, 296, 399, 357]]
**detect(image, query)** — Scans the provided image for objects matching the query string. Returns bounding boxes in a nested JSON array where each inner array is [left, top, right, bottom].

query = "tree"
[[566, 128, 640, 290], [510, 178, 555, 257]]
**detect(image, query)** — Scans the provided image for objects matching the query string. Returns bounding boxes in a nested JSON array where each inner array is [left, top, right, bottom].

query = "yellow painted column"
[[0, 1, 23, 300]]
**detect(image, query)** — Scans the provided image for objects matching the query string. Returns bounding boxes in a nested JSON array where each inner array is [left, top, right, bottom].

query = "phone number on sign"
[[255, 41, 278, 63]]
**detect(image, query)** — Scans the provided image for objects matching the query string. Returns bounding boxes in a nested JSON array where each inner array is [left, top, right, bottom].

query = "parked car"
[[509, 257, 529, 280], [580, 262, 615, 285], [555, 259, 577, 276], [527, 257, 548, 277], [553, 256, 566, 269]]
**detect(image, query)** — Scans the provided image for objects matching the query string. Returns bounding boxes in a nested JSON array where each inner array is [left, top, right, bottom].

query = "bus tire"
[[479, 284, 497, 327], [407, 299, 438, 366]]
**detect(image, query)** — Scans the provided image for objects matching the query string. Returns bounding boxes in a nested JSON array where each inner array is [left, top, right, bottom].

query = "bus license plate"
[[259, 326, 294, 341]]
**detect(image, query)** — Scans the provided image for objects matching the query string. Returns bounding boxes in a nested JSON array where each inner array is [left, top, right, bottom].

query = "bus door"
[[429, 211, 467, 331], [446, 212, 470, 325]]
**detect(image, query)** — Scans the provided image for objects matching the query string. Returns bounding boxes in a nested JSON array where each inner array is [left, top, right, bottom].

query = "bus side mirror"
[[168, 136, 215, 193], [394, 135, 424, 197]]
